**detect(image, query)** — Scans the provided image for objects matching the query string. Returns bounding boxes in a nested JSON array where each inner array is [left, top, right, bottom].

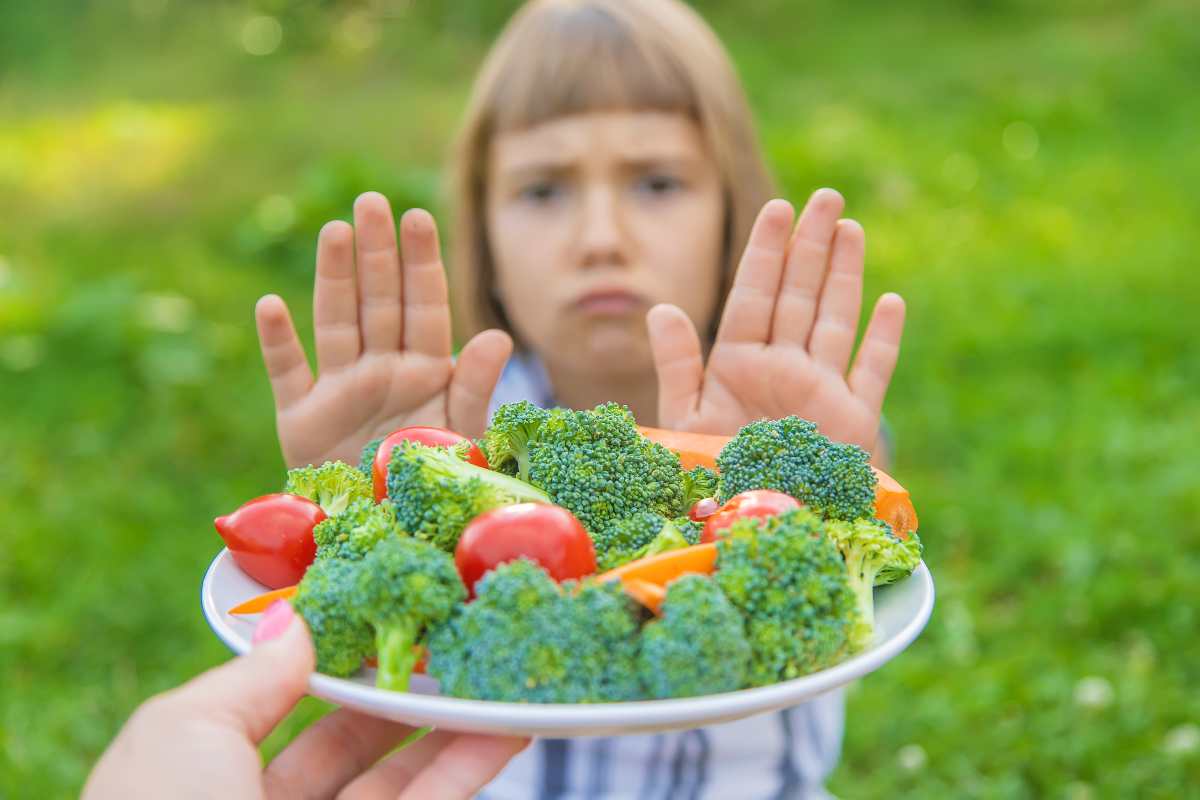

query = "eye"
[[519, 180, 563, 204], [636, 173, 683, 196]]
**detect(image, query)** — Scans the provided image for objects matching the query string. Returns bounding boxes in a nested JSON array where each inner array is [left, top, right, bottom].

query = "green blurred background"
[[2, 0, 1198, 796]]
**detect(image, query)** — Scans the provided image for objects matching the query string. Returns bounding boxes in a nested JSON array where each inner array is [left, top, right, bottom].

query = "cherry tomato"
[[214, 493, 325, 588], [455, 503, 596, 598], [701, 489, 802, 543], [372, 426, 489, 501], [688, 497, 721, 522]]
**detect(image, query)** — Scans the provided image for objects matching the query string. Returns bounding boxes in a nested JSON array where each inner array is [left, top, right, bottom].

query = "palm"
[[256, 193, 511, 470], [650, 190, 905, 455]]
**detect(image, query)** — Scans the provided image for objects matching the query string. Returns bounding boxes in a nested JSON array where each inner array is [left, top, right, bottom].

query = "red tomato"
[[701, 489, 802, 543], [688, 497, 721, 522], [455, 503, 596, 597], [372, 426, 489, 501], [214, 493, 325, 588]]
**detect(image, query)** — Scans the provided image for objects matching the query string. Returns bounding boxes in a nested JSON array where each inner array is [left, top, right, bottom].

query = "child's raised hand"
[[646, 190, 905, 456], [255, 193, 512, 469]]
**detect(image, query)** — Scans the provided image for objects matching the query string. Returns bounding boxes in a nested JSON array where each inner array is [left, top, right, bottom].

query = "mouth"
[[574, 288, 643, 316]]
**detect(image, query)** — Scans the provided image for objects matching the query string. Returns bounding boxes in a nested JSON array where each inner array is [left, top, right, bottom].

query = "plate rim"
[[201, 548, 934, 730]]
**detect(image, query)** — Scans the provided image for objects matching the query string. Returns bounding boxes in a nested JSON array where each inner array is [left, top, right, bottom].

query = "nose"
[[577, 183, 627, 269]]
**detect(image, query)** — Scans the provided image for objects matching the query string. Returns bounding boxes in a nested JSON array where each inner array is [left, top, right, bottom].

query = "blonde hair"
[[448, 0, 776, 345]]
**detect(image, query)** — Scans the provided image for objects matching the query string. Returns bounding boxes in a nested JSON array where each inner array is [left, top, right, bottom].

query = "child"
[[254, 1, 906, 796]]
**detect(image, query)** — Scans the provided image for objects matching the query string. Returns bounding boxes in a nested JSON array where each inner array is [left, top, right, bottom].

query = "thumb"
[[171, 600, 315, 744]]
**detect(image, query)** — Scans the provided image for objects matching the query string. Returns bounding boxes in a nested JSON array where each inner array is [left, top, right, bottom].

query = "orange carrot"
[[621, 578, 667, 615], [597, 542, 718, 586], [227, 585, 298, 615], [638, 425, 919, 535], [637, 426, 724, 472], [871, 467, 918, 539]]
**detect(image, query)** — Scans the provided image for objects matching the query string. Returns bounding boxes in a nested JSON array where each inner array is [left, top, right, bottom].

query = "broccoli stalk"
[[353, 537, 465, 692], [826, 518, 923, 650], [386, 440, 550, 551], [284, 460, 374, 517]]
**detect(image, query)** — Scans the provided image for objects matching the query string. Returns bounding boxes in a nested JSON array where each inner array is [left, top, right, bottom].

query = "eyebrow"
[[496, 155, 704, 179]]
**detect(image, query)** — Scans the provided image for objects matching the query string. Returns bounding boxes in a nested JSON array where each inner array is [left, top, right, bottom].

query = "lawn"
[[1, 1, 1198, 797]]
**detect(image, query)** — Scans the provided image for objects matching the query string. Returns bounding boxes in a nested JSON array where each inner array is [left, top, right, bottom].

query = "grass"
[[2, 1, 1198, 796]]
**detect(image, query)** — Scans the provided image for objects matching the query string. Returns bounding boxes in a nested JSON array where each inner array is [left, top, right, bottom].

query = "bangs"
[[485, 3, 699, 132]]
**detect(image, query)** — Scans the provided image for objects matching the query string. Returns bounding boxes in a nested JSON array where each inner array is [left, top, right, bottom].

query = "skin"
[[83, 606, 527, 799], [256, 110, 905, 467]]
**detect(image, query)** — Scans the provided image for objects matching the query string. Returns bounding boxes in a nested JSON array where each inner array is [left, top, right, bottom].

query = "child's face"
[[486, 111, 724, 376]]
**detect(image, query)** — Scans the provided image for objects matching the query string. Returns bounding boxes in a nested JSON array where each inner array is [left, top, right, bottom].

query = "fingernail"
[[253, 599, 296, 645]]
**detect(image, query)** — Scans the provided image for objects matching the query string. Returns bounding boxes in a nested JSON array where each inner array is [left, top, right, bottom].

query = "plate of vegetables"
[[201, 404, 933, 737]]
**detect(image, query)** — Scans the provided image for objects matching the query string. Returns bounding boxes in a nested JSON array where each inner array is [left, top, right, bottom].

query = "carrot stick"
[[228, 585, 298, 615], [871, 466, 919, 539], [597, 542, 718, 586], [621, 578, 666, 615]]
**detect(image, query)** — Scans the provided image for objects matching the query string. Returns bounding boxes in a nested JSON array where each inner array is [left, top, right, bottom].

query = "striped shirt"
[[478, 352, 846, 800]]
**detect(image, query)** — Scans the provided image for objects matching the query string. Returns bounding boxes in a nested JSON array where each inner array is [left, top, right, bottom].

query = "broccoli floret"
[[592, 512, 693, 572], [715, 508, 860, 685], [511, 402, 686, 535], [359, 436, 385, 476], [386, 440, 550, 551], [284, 460, 374, 517], [291, 558, 373, 677], [716, 417, 877, 522], [482, 400, 550, 480], [350, 537, 465, 691], [875, 529, 923, 586], [826, 518, 923, 649], [427, 559, 642, 703], [671, 515, 702, 545], [312, 498, 402, 561], [638, 574, 751, 698], [681, 465, 719, 508]]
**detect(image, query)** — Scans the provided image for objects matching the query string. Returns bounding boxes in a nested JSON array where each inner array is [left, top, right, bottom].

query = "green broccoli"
[[350, 537, 465, 691], [385, 440, 550, 551], [826, 518, 923, 649], [638, 574, 751, 698], [671, 515, 702, 545], [714, 508, 860, 685], [312, 497, 402, 561], [482, 400, 550, 480], [592, 512, 693, 572], [716, 416, 877, 522], [484, 402, 686, 536], [284, 460, 374, 517], [875, 529, 923, 586], [681, 464, 719, 508], [358, 436, 385, 476], [291, 557, 373, 677], [426, 559, 642, 703]]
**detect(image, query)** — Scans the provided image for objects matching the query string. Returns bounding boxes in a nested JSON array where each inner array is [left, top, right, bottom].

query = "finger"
[[339, 729, 528, 800], [160, 603, 314, 745], [712, 199, 794, 345], [447, 329, 514, 439], [265, 709, 420, 799], [807, 219, 866, 373], [353, 192, 403, 353], [255, 294, 314, 411], [646, 304, 704, 426], [847, 292, 906, 416], [396, 734, 530, 800], [313, 220, 361, 373], [771, 188, 845, 345], [400, 209, 453, 358]]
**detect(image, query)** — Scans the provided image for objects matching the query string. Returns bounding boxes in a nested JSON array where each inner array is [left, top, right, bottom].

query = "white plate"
[[201, 548, 934, 737]]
